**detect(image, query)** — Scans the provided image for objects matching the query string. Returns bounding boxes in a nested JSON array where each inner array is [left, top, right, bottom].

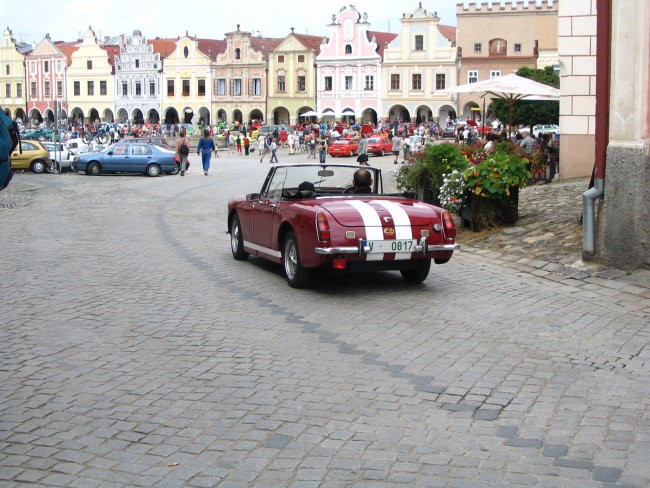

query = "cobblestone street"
[[1, 153, 648, 487]]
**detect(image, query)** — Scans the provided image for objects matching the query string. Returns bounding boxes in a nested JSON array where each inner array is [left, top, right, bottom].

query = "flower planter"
[[460, 186, 519, 231]]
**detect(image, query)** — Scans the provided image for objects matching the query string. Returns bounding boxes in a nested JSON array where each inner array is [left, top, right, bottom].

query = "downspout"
[[582, 0, 611, 259]]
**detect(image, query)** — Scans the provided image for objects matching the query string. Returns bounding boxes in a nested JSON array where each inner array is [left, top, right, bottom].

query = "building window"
[[415, 35, 424, 51], [87, 81, 94, 96], [149, 81, 155, 95], [345, 44, 352, 54], [232, 78, 242, 96], [182, 79, 190, 96], [468, 70, 478, 83], [297, 76, 305, 92], [4, 64, 8, 75], [216, 78, 226, 96], [73, 81, 80, 96], [412, 73, 422, 90], [277, 75, 285, 92], [5, 84, 10, 98], [30, 61, 36, 73], [135, 82, 142, 95], [122, 82, 128, 96], [390, 74, 400, 90], [183, 46, 189, 58], [252, 78, 262, 96], [87, 60, 93, 70], [198, 79, 205, 96], [17, 83, 22, 98], [490, 70, 501, 79], [135, 59, 140, 68], [56, 60, 63, 72], [278, 55, 285, 63], [474, 43, 482, 54], [298, 54, 305, 62], [324, 76, 332, 91], [30, 81, 37, 98], [43, 60, 49, 73], [44, 81, 50, 97], [436, 73, 446, 90], [365, 75, 374, 91], [234, 48, 241, 60], [57, 81, 63, 97], [514, 43, 522, 53], [100, 81, 107, 96], [167, 79, 174, 96], [344, 76, 353, 90]]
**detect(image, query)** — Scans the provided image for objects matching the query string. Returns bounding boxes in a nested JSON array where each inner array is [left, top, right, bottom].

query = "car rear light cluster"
[[316, 212, 330, 242], [440, 210, 456, 240]]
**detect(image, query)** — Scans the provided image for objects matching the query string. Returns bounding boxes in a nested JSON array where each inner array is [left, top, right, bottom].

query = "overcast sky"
[[4, 0, 465, 46]]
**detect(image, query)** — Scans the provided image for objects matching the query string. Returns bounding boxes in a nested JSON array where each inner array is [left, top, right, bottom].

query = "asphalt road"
[[1, 152, 648, 487]]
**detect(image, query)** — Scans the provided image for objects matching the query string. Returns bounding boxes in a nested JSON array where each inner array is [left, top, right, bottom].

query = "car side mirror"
[[246, 192, 260, 201], [107, 151, 113, 156]]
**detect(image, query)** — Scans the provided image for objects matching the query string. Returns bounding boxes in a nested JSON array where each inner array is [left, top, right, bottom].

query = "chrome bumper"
[[315, 237, 460, 256]]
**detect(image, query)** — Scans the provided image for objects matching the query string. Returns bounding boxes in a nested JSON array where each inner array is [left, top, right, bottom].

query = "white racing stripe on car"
[[376, 200, 413, 260], [345, 200, 384, 261]]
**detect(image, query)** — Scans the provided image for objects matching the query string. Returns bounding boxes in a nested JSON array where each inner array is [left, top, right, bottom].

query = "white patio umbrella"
[[300, 110, 319, 117], [441, 73, 560, 132]]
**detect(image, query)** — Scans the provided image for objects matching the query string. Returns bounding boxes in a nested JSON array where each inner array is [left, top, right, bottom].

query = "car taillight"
[[316, 212, 330, 241], [441, 210, 456, 240]]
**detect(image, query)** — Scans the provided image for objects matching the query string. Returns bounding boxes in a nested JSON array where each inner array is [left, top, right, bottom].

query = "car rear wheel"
[[146, 164, 161, 177], [400, 259, 431, 284], [283, 231, 312, 288], [30, 159, 47, 174], [86, 162, 101, 176], [230, 214, 249, 261], [349, 150, 354, 157], [168, 164, 180, 175]]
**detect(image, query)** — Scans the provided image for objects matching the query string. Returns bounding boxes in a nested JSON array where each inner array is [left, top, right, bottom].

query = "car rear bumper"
[[315, 238, 459, 256]]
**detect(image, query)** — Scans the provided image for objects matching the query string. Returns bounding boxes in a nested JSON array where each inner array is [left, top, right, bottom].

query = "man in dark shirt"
[[352, 168, 373, 194]]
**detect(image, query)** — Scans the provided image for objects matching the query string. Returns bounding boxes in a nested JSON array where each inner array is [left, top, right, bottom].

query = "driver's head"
[[353, 168, 372, 188]]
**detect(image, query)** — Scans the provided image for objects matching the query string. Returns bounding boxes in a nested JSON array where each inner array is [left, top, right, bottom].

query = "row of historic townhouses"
[[267, 30, 326, 125], [64, 27, 116, 123], [114, 30, 163, 124], [456, 1, 558, 120], [381, 4, 457, 125], [1, 27, 30, 121], [316, 6, 397, 126], [161, 35, 222, 126], [213, 25, 281, 127], [25, 35, 76, 125]]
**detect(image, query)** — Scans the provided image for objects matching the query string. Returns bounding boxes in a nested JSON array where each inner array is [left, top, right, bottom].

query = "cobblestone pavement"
[[1, 151, 648, 487]]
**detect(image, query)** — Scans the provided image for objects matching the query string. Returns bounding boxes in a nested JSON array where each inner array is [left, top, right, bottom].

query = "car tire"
[[168, 164, 180, 175], [349, 150, 354, 157], [86, 162, 101, 176], [380, 149, 385, 157], [400, 259, 431, 284], [146, 164, 161, 177], [30, 159, 47, 174], [283, 231, 312, 288], [230, 214, 249, 261]]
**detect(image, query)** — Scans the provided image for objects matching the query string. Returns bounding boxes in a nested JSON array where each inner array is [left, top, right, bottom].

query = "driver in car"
[[352, 168, 373, 194]]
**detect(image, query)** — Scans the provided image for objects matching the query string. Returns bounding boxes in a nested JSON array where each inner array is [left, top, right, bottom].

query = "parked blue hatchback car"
[[72, 142, 178, 176]]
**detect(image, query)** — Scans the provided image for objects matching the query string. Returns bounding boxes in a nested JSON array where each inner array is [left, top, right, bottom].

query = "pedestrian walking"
[[243, 135, 250, 155], [392, 135, 401, 164], [270, 139, 279, 163], [358, 134, 367, 155], [175, 129, 191, 176], [196, 129, 215, 176], [236, 135, 242, 155], [318, 136, 327, 164]]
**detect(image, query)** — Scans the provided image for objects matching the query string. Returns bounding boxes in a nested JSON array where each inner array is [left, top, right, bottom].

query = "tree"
[[490, 66, 560, 130]]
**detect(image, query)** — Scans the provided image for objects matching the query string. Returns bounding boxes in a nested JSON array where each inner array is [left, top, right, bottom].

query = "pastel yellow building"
[[1, 27, 28, 121], [267, 31, 325, 125], [66, 27, 117, 123]]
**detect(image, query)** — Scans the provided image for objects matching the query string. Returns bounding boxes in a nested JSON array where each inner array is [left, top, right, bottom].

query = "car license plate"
[[364, 239, 416, 253]]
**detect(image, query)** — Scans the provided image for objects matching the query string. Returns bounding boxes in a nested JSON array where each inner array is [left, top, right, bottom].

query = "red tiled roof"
[[56, 43, 79, 66], [197, 38, 227, 60], [250, 36, 284, 60], [439, 25, 456, 44], [100, 45, 120, 67], [367, 31, 398, 59], [148, 38, 178, 59], [292, 33, 328, 55]]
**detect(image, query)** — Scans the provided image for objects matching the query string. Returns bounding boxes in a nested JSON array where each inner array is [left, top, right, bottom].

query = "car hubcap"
[[33, 162, 44, 172], [231, 222, 240, 253], [285, 241, 297, 279]]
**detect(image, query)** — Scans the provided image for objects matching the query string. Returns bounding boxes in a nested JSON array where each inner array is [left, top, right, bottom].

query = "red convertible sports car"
[[366, 136, 393, 156], [227, 164, 460, 288]]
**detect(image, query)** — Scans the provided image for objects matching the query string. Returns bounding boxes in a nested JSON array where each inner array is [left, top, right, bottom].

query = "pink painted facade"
[[316, 6, 396, 124]]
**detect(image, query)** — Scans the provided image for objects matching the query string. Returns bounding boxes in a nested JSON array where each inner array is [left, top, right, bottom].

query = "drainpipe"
[[582, 0, 611, 259]]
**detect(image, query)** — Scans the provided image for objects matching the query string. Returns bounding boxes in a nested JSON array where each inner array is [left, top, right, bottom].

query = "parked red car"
[[227, 164, 459, 288], [328, 138, 359, 157], [365, 136, 393, 156]]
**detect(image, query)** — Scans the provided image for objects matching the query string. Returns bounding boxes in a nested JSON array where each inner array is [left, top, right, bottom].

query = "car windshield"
[[263, 165, 381, 198], [367, 138, 380, 143]]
